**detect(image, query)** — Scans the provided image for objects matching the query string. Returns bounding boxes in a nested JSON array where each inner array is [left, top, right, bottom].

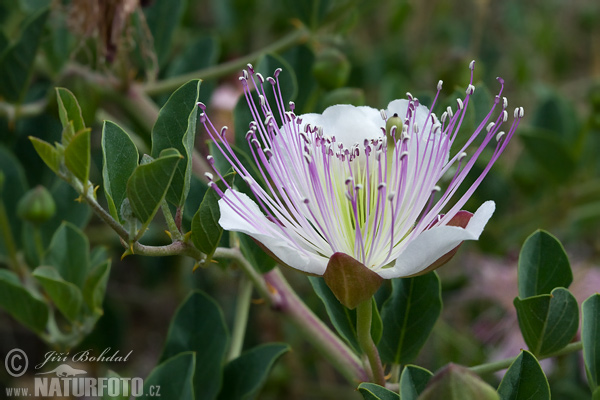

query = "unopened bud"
[[17, 185, 56, 224]]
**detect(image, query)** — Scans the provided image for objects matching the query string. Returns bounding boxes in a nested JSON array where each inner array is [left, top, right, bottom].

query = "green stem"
[[213, 247, 271, 302], [142, 28, 310, 96], [356, 299, 386, 385], [0, 198, 19, 271], [228, 275, 253, 361], [469, 341, 584, 375], [32, 225, 45, 262], [161, 201, 182, 241]]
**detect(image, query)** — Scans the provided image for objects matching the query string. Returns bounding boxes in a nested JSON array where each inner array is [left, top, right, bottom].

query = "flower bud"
[[418, 364, 499, 400], [17, 185, 56, 224], [385, 114, 404, 150], [312, 48, 351, 90]]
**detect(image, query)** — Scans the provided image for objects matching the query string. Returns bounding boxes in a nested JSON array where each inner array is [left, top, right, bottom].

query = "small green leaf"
[[0, 8, 49, 102], [141, 352, 195, 400], [33, 266, 83, 322], [378, 273, 442, 364], [56, 87, 86, 135], [160, 291, 229, 400], [497, 350, 550, 400], [514, 287, 579, 356], [519, 128, 576, 182], [144, 0, 185, 67], [0, 269, 48, 333], [518, 230, 572, 298], [418, 364, 499, 400], [102, 121, 139, 221], [217, 343, 290, 400], [191, 173, 235, 260], [126, 149, 182, 233], [45, 222, 90, 288], [65, 128, 91, 184], [399, 365, 433, 400], [357, 382, 400, 399], [308, 276, 360, 352], [323, 252, 383, 310], [82, 261, 111, 315], [29, 137, 61, 174], [151, 79, 201, 207], [583, 293, 600, 391]]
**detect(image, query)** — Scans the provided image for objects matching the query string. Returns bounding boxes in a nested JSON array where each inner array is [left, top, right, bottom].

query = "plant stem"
[[0, 198, 20, 271], [32, 225, 45, 262], [356, 299, 386, 385], [264, 269, 368, 384], [469, 341, 584, 375], [228, 275, 253, 361], [142, 28, 310, 96], [161, 201, 182, 241], [213, 247, 270, 302]]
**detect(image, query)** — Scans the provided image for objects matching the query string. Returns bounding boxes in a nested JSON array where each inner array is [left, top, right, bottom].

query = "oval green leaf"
[[497, 350, 550, 400], [400, 365, 433, 400], [514, 287, 579, 357], [102, 121, 139, 221], [191, 173, 234, 260], [65, 128, 91, 184], [518, 230, 572, 298], [151, 79, 201, 207], [217, 343, 290, 400], [126, 149, 182, 235], [357, 382, 400, 399], [0, 269, 48, 334], [378, 272, 442, 364], [141, 352, 195, 400], [33, 266, 83, 322], [583, 293, 600, 391], [29, 137, 61, 174], [160, 291, 229, 400], [45, 222, 90, 288]]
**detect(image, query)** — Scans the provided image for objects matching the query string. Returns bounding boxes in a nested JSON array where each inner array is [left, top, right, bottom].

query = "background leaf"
[[151, 79, 201, 207], [518, 230, 572, 298], [514, 287, 579, 356], [497, 350, 550, 400], [82, 261, 111, 315], [144, 0, 185, 68], [0, 269, 48, 334], [44, 222, 90, 288], [160, 291, 229, 400], [583, 294, 600, 391], [102, 121, 139, 221], [378, 273, 442, 364], [217, 343, 290, 400], [399, 365, 433, 400], [141, 352, 195, 400], [0, 8, 49, 102], [33, 265, 83, 322], [357, 382, 400, 400]]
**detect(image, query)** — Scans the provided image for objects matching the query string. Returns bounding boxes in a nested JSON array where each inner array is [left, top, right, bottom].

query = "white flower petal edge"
[[218, 189, 329, 275], [376, 200, 496, 279]]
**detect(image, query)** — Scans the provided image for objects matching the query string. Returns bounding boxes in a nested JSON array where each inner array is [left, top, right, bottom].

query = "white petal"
[[305, 104, 382, 146], [218, 189, 329, 275], [377, 201, 495, 279]]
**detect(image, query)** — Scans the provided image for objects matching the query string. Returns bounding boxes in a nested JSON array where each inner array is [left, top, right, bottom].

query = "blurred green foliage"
[[1, 0, 599, 398]]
